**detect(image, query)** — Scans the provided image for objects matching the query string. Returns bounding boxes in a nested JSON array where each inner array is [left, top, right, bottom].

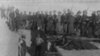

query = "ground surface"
[[0, 18, 18, 56], [57, 46, 100, 56]]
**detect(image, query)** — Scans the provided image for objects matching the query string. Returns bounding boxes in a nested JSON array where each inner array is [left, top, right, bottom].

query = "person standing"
[[53, 11, 57, 35], [29, 18, 38, 56], [61, 10, 68, 34], [94, 11, 100, 37], [80, 10, 89, 37], [74, 11, 82, 36], [67, 9, 75, 35], [8, 10, 16, 31], [87, 12, 96, 37], [14, 9, 21, 31], [35, 30, 47, 56], [56, 11, 64, 35], [44, 11, 49, 33]]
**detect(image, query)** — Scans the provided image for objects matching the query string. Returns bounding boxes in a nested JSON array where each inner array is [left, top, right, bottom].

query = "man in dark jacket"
[[67, 9, 75, 35], [80, 10, 89, 37], [28, 18, 38, 56], [29, 19, 47, 56], [87, 12, 97, 38], [74, 11, 82, 36], [94, 10, 100, 38], [61, 10, 68, 34], [36, 29, 48, 56]]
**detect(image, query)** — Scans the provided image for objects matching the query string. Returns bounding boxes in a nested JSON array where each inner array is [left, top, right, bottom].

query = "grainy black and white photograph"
[[0, 0, 100, 56]]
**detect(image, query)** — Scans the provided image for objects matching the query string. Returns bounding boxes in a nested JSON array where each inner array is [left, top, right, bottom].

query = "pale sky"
[[0, 0, 100, 15]]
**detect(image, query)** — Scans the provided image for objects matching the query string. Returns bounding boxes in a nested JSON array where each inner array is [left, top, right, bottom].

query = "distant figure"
[[74, 11, 82, 36], [95, 10, 100, 37], [61, 10, 68, 34], [80, 10, 89, 36], [67, 9, 75, 35], [29, 22, 38, 56], [56, 11, 64, 35], [91, 11, 97, 37]]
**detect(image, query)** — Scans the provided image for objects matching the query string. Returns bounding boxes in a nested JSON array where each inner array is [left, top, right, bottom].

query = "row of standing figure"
[[14, 10, 100, 56], [8, 9, 100, 37]]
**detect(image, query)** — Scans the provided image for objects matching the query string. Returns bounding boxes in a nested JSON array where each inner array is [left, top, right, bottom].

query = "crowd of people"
[[7, 9, 100, 38], [3, 8, 100, 56]]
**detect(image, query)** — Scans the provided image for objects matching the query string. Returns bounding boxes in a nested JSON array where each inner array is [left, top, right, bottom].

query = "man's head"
[[44, 11, 48, 15], [67, 9, 72, 14], [49, 11, 53, 16], [83, 10, 87, 16], [23, 11, 27, 15], [58, 11, 62, 16], [40, 11, 44, 15], [67, 9, 74, 15], [29, 11, 32, 15], [92, 11, 96, 16], [15, 8, 19, 14], [32, 12, 35, 15], [63, 9, 67, 14], [36, 11, 40, 15], [53, 10, 56, 15], [76, 11, 81, 16]]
